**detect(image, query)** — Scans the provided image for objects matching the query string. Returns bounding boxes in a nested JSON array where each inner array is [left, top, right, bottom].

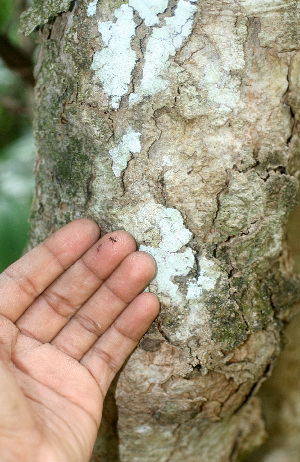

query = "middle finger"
[[51, 251, 156, 360], [16, 231, 136, 342]]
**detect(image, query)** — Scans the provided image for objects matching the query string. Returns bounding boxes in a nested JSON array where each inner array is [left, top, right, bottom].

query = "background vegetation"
[[0, 0, 35, 271]]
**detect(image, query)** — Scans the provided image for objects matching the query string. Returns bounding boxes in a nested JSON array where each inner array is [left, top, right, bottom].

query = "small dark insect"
[[109, 236, 117, 243]]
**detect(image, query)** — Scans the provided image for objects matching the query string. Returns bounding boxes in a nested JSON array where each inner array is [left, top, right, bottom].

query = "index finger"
[[0, 219, 100, 322]]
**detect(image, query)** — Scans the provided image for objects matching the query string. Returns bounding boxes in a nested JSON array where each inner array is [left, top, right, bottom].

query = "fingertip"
[[113, 291, 160, 340], [139, 291, 160, 319], [136, 251, 157, 280], [54, 219, 100, 246], [72, 218, 101, 240], [43, 218, 101, 262], [121, 252, 156, 288], [106, 230, 137, 253]]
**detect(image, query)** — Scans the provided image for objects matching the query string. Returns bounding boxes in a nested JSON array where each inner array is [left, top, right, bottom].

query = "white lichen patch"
[[109, 128, 141, 177], [90, 0, 198, 107], [129, 0, 168, 26], [166, 257, 223, 343], [91, 4, 137, 109], [118, 202, 223, 307], [129, 0, 197, 104], [87, 0, 98, 17], [187, 257, 220, 300], [173, 300, 211, 343], [135, 202, 194, 303]]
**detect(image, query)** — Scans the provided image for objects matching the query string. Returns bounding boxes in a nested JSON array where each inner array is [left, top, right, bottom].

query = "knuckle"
[[42, 288, 77, 318]]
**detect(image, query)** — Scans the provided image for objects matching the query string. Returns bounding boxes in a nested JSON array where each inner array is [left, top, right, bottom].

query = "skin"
[[0, 219, 159, 462]]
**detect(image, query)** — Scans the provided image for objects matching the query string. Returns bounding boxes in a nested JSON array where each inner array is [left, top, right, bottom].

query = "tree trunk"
[[21, 1, 300, 460], [244, 190, 300, 462]]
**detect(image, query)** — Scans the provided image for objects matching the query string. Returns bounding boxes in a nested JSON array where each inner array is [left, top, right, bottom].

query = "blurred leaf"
[[0, 2, 35, 272], [0, 0, 16, 29], [0, 129, 35, 271], [0, 197, 31, 272], [0, 58, 19, 90], [0, 58, 32, 151]]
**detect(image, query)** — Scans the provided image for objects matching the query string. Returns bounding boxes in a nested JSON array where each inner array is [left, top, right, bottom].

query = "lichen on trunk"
[[24, 0, 300, 460]]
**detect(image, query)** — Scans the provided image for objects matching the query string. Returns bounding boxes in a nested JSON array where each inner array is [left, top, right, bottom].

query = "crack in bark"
[[85, 161, 96, 212], [209, 53, 297, 279], [211, 169, 232, 230], [157, 171, 168, 207], [284, 56, 297, 148], [241, 313, 250, 333], [157, 321, 173, 344], [186, 343, 202, 372], [229, 360, 273, 421], [229, 428, 243, 462]]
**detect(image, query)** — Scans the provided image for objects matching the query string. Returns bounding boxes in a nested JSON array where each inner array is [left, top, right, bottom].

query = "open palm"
[[0, 219, 158, 462]]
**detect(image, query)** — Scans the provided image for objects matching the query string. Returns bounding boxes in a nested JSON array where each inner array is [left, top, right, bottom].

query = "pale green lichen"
[[173, 257, 223, 343], [91, 4, 137, 109], [87, 0, 129, 17], [187, 257, 221, 300], [129, 0, 168, 26], [87, 0, 99, 16], [109, 128, 141, 177], [129, 0, 198, 105], [139, 203, 194, 303], [90, 0, 197, 107], [120, 201, 195, 303]]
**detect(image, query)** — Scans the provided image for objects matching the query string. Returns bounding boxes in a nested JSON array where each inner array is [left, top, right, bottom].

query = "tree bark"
[[244, 190, 300, 462], [22, 0, 300, 460]]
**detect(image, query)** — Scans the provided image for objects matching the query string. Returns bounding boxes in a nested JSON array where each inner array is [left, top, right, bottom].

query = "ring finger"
[[51, 251, 156, 360]]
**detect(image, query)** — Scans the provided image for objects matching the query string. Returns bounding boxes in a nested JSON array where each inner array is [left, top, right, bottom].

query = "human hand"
[[0, 219, 159, 462]]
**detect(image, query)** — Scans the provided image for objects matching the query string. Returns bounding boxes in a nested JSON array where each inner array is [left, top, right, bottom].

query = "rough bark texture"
[[22, 0, 300, 460], [244, 190, 300, 462]]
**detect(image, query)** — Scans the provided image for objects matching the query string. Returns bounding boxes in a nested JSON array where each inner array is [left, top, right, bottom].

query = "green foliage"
[[0, 0, 25, 44], [0, 60, 31, 150], [0, 0, 36, 271], [0, 131, 35, 272], [0, 0, 15, 28], [0, 196, 32, 271]]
